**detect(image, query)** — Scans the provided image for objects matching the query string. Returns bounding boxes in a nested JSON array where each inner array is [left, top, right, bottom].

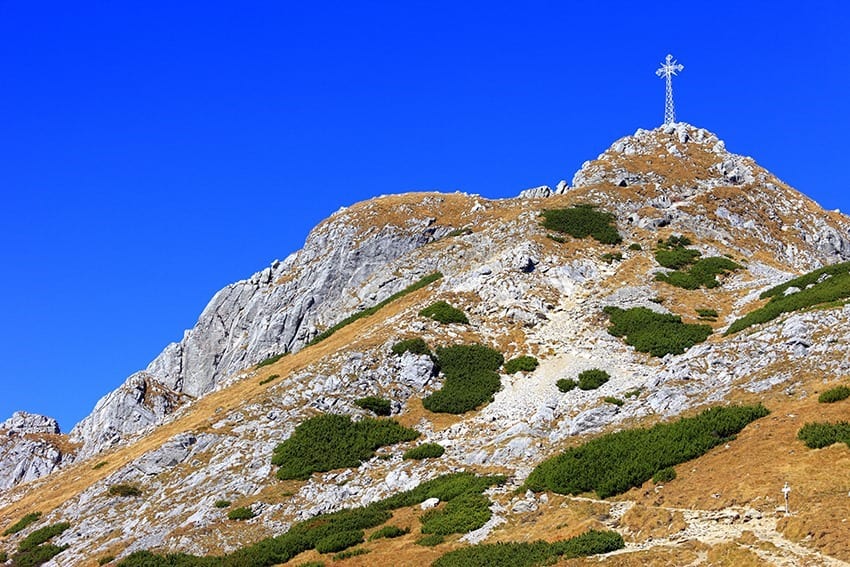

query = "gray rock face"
[[135, 433, 199, 475], [0, 437, 63, 490], [2, 411, 60, 435], [70, 215, 443, 456]]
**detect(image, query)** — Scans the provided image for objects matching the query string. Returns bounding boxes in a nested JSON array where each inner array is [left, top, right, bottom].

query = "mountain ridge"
[[2, 123, 850, 565]]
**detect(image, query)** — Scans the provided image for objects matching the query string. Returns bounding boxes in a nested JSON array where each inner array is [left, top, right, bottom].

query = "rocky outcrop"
[[69, 215, 445, 456], [0, 412, 65, 490]]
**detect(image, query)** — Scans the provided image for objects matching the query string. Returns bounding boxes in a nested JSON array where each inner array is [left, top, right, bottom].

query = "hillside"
[[2, 123, 850, 566]]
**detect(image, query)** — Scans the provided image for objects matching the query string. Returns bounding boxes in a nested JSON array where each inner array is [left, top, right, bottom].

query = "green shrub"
[[653, 467, 677, 483], [92, 461, 109, 470], [420, 492, 492, 535], [403, 443, 445, 460], [214, 499, 231, 508], [556, 379, 577, 393], [604, 306, 712, 357], [378, 473, 505, 511], [727, 263, 850, 334], [416, 534, 445, 547], [798, 422, 850, 449], [446, 227, 473, 238], [819, 386, 850, 404], [578, 369, 610, 390], [272, 414, 419, 480], [628, 243, 642, 251], [314, 529, 364, 554], [432, 529, 625, 567], [227, 507, 255, 521], [0, 551, 6, 562], [3, 511, 41, 535], [18, 522, 71, 552], [419, 301, 469, 325], [423, 345, 504, 414], [99, 555, 116, 565], [656, 257, 742, 290], [354, 397, 392, 416], [655, 247, 701, 270], [368, 525, 409, 540], [526, 404, 768, 498], [259, 373, 281, 385], [624, 388, 642, 399], [333, 547, 369, 560], [11, 544, 69, 567], [603, 397, 624, 407], [256, 353, 287, 368], [601, 252, 623, 264], [309, 272, 443, 346], [504, 356, 539, 375], [108, 484, 142, 497], [696, 308, 719, 320], [391, 337, 431, 356], [657, 235, 692, 248], [541, 206, 622, 245]]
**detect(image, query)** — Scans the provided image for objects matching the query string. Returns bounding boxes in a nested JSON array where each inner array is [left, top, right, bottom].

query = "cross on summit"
[[656, 54, 684, 125]]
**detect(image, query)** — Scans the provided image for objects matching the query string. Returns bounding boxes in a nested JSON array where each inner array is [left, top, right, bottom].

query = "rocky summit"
[[2, 123, 850, 566]]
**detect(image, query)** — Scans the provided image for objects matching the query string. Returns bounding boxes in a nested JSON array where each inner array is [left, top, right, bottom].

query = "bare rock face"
[[2, 411, 60, 435], [0, 412, 64, 490], [69, 213, 444, 456]]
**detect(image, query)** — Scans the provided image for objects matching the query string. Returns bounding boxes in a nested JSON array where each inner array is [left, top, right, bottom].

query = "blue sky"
[[1, 1, 848, 431]]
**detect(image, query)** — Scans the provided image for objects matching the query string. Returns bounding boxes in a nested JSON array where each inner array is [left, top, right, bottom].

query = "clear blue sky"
[[1, 1, 848, 431]]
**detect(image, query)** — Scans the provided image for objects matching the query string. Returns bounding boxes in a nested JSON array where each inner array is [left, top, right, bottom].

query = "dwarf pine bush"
[[354, 396, 392, 416], [819, 386, 850, 404], [504, 355, 539, 374], [526, 404, 768, 498], [272, 414, 419, 480], [604, 306, 712, 357], [419, 301, 469, 324], [541, 206, 622, 245], [423, 344, 504, 413]]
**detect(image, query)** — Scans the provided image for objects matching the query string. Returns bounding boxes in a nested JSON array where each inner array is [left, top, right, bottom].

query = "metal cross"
[[656, 54, 684, 125]]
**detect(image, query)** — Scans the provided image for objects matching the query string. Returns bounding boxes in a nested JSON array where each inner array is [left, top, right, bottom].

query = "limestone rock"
[[2, 411, 60, 435]]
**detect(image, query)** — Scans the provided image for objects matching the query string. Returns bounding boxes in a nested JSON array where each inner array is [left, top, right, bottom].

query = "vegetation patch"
[[416, 534, 445, 547], [213, 500, 231, 509], [556, 379, 577, 393], [118, 472, 503, 567], [653, 236, 741, 289], [391, 337, 431, 357], [258, 373, 281, 385], [541, 205, 622, 245], [726, 262, 850, 334], [315, 529, 364, 554], [108, 483, 142, 497], [526, 404, 769, 498], [432, 529, 625, 567], [420, 492, 492, 535], [309, 272, 443, 346], [333, 547, 370, 560], [603, 396, 624, 407], [601, 252, 623, 264], [446, 227, 473, 238], [504, 355, 539, 374], [227, 507, 255, 521], [604, 306, 712, 357], [92, 460, 109, 470], [419, 301, 469, 324], [3, 511, 41, 535], [272, 414, 419, 480], [578, 369, 610, 390], [256, 353, 287, 368], [12, 543, 69, 567], [797, 422, 850, 449], [696, 308, 719, 321], [546, 233, 566, 243], [99, 556, 116, 565], [403, 443, 445, 460], [423, 344, 504, 414], [17, 522, 70, 553], [368, 525, 409, 540], [354, 396, 392, 416], [653, 466, 677, 483], [819, 386, 850, 404], [628, 243, 642, 251]]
